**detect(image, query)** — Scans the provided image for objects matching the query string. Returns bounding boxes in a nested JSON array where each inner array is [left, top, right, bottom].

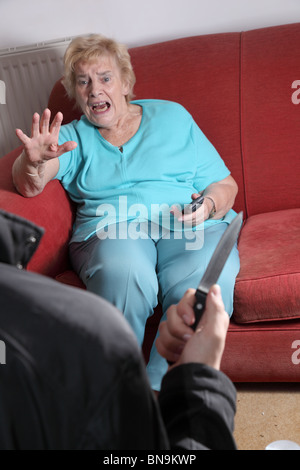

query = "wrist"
[[204, 196, 216, 219], [19, 150, 44, 177]]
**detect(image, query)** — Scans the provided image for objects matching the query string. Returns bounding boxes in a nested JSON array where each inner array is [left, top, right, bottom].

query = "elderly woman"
[[12, 34, 240, 391]]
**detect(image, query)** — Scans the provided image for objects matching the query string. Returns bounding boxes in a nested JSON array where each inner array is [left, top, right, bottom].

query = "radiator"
[[0, 38, 72, 158]]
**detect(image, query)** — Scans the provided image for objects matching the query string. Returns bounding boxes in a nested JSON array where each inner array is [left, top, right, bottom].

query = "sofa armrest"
[[0, 147, 75, 277]]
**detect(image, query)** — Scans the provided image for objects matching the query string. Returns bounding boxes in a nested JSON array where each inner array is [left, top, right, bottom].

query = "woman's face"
[[74, 55, 129, 129]]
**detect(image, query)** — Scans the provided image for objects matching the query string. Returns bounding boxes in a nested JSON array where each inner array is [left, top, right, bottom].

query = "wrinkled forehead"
[[74, 53, 119, 75]]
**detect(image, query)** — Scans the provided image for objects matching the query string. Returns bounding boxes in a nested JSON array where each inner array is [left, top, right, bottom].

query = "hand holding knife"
[[166, 211, 243, 365], [192, 211, 243, 330]]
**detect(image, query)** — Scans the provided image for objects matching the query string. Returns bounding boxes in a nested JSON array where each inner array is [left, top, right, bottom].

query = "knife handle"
[[192, 289, 207, 331]]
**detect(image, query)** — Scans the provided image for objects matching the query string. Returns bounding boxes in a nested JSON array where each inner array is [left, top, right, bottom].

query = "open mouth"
[[90, 101, 111, 113]]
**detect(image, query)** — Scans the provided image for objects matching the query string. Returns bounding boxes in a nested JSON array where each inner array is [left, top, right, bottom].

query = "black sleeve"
[[158, 363, 237, 450], [0, 263, 170, 450]]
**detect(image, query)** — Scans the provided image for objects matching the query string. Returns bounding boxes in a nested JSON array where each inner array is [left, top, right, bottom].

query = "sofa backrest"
[[48, 23, 300, 219], [49, 32, 245, 213], [130, 33, 245, 215], [240, 23, 300, 216]]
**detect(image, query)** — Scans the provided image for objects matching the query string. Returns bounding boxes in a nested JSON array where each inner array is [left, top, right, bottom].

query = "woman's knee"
[[82, 239, 159, 311]]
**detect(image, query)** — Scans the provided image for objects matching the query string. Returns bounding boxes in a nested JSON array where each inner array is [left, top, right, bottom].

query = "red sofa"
[[1, 23, 300, 382]]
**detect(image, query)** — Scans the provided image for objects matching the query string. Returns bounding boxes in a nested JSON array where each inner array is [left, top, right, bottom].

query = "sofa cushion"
[[221, 318, 300, 382], [234, 208, 300, 323]]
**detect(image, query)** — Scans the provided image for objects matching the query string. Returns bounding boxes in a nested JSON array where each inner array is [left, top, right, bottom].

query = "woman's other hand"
[[171, 193, 208, 226]]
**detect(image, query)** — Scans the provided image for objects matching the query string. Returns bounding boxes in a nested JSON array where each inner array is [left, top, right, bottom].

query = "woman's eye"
[[103, 76, 110, 83]]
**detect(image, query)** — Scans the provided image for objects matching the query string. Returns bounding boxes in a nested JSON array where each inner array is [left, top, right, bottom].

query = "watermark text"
[[291, 80, 300, 105], [95, 196, 205, 250], [0, 340, 6, 365], [291, 340, 300, 365], [0, 80, 6, 104]]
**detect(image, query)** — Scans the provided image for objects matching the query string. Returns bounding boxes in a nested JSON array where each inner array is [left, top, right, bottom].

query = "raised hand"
[[13, 109, 77, 197], [15, 108, 77, 164]]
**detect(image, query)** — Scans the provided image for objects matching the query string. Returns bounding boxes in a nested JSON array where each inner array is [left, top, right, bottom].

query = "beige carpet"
[[234, 383, 300, 450]]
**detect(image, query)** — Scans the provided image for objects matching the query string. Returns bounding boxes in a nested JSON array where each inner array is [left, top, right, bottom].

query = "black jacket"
[[0, 209, 237, 450]]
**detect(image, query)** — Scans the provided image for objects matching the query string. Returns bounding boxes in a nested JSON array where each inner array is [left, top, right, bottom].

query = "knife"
[[192, 211, 243, 331]]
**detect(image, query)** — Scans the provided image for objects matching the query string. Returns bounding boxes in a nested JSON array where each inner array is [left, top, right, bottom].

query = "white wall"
[[0, 0, 299, 157], [1, 0, 300, 50]]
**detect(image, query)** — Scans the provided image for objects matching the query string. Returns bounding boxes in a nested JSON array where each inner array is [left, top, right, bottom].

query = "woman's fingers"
[[25, 109, 63, 141], [16, 109, 66, 150], [170, 197, 205, 226], [40, 108, 51, 135], [15, 109, 77, 162], [56, 140, 77, 157], [15, 127, 30, 146], [31, 112, 40, 138], [49, 111, 63, 138]]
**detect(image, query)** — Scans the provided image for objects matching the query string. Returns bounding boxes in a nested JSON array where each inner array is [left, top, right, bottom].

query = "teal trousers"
[[70, 222, 240, 390]]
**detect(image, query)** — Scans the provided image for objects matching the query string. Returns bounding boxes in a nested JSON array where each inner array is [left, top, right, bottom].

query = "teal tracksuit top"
[[56, 99, 235, 242]]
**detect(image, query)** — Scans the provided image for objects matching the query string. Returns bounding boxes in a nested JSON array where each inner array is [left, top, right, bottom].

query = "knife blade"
[[192, 211, 243, 331]]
